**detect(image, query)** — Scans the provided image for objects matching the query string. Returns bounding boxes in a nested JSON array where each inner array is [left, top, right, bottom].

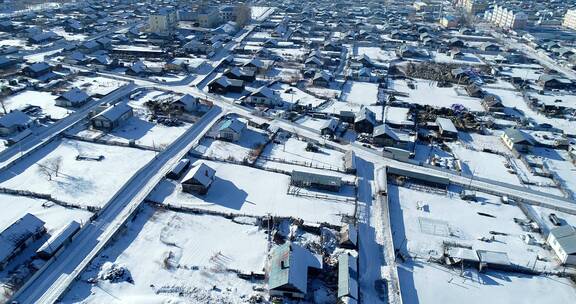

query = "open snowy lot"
[[270, 83, 326, 108], [148, 160, 355, 225], [388, 184, 559, 272], [447, 142, 522, 185], [99, 117, 191, 148], [389, 78, 485, 112], [355, 46, 396, 63], [67, 76, 127, 97], [398, 260, 576, 304], [261, 136, 345, 169], [62, 205, 268, 303], [195, 127, 268, 161], [0, 139, 155, 208], [3, 90, 71, 119], [343, 81, 380, 106]]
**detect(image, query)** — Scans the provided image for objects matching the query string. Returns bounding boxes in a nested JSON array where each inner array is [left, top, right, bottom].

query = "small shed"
[[338, 253, 358, 300], [343, 150, 356, 174], [435, 117, 457, 139], [181, 162, 216, 195], [339, 223, 358, 249], [166, 158, 191, 180], [547, 225, 576, 265], [477, 250, 511, 272], [290, 170, 342, 192]]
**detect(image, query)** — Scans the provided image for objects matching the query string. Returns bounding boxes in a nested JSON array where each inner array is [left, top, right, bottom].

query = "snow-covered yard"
[[3, 90, 71, 119], [388, 184, 559, 272], [148, 160, 356, 225], [343, 81, 380, 106], [398, 260, 576, 304], [68, 76, 127, 97], [0, 139, 155, 208], [100, 117, 191, 148], [261, 136, 345, 169], [195, 127, 268, 161], [389, 78, 485, 112], [62, 206, 268, 303], [447, 143, 522, 185]]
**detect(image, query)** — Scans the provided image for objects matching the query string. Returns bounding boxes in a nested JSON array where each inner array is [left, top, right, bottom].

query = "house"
[[435, 117, 458, 139], [396, 45, 429, 58], [450, 49, 465, 60], [22, 62, 52, 78], [372, 125, 415, 150], [181, 162, 216, 195], [354, 108, 377, 134], [338, 253, 359, 301], [482, 94, 504, 112], [217, 118, 246, 142], [339, 223, 358, 249], [480, 42, 500, 52], [290, 170, 342, 192], [208, 76, 245, 94], [501, 128, 534, 153], [465, 84, 483, 98], [538, 74, 573, 90], [0, 56, 17, 70], [268, 242, 322, 299], [312, 71, 332, 87], [170, 94, 199, 113], [440, 15, 459, 28], [448, 38, 465, 48], [0, 110, 33, 135], [319, 118, 339, 136], [0, 213, 45, 270], [223, 67, 256, 82], [56, 88, 90, 107], [247, 86, 281, 107], [243, 58, 268, 73], [91, 103, 133, 131], [547, 225, 576, 265]]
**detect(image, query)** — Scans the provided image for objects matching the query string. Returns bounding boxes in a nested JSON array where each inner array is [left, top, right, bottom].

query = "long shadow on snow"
[[201, 176, 248, 211], [387, 183, 420, 304]]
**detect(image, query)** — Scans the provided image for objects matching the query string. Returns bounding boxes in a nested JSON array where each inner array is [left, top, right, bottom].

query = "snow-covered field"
[[0, 139, 155, 207], [343, 81, 380, 106], [148, 160, 355, 224], [388, 184, 559, 272], [356, 46, 396, 63], [3, 90, 71, 119], [447, 143, 521, 185], [62, 206, 268, 303], [398, 260, 576, 304], [390, 78, 485, 112], [100, 117, 191, 148]]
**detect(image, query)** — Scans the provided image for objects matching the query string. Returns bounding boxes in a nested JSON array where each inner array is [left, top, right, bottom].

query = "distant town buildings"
[[563, 9, 576, 31], [456, 0, 488, 15], [484, 4, 528, 29], [149, 8, 177, 34]]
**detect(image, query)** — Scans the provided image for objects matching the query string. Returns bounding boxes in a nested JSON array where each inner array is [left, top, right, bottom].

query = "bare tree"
[[49, 156, 63, 177], [37, 156, 63, 181], [37, 163, 53, 181]]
